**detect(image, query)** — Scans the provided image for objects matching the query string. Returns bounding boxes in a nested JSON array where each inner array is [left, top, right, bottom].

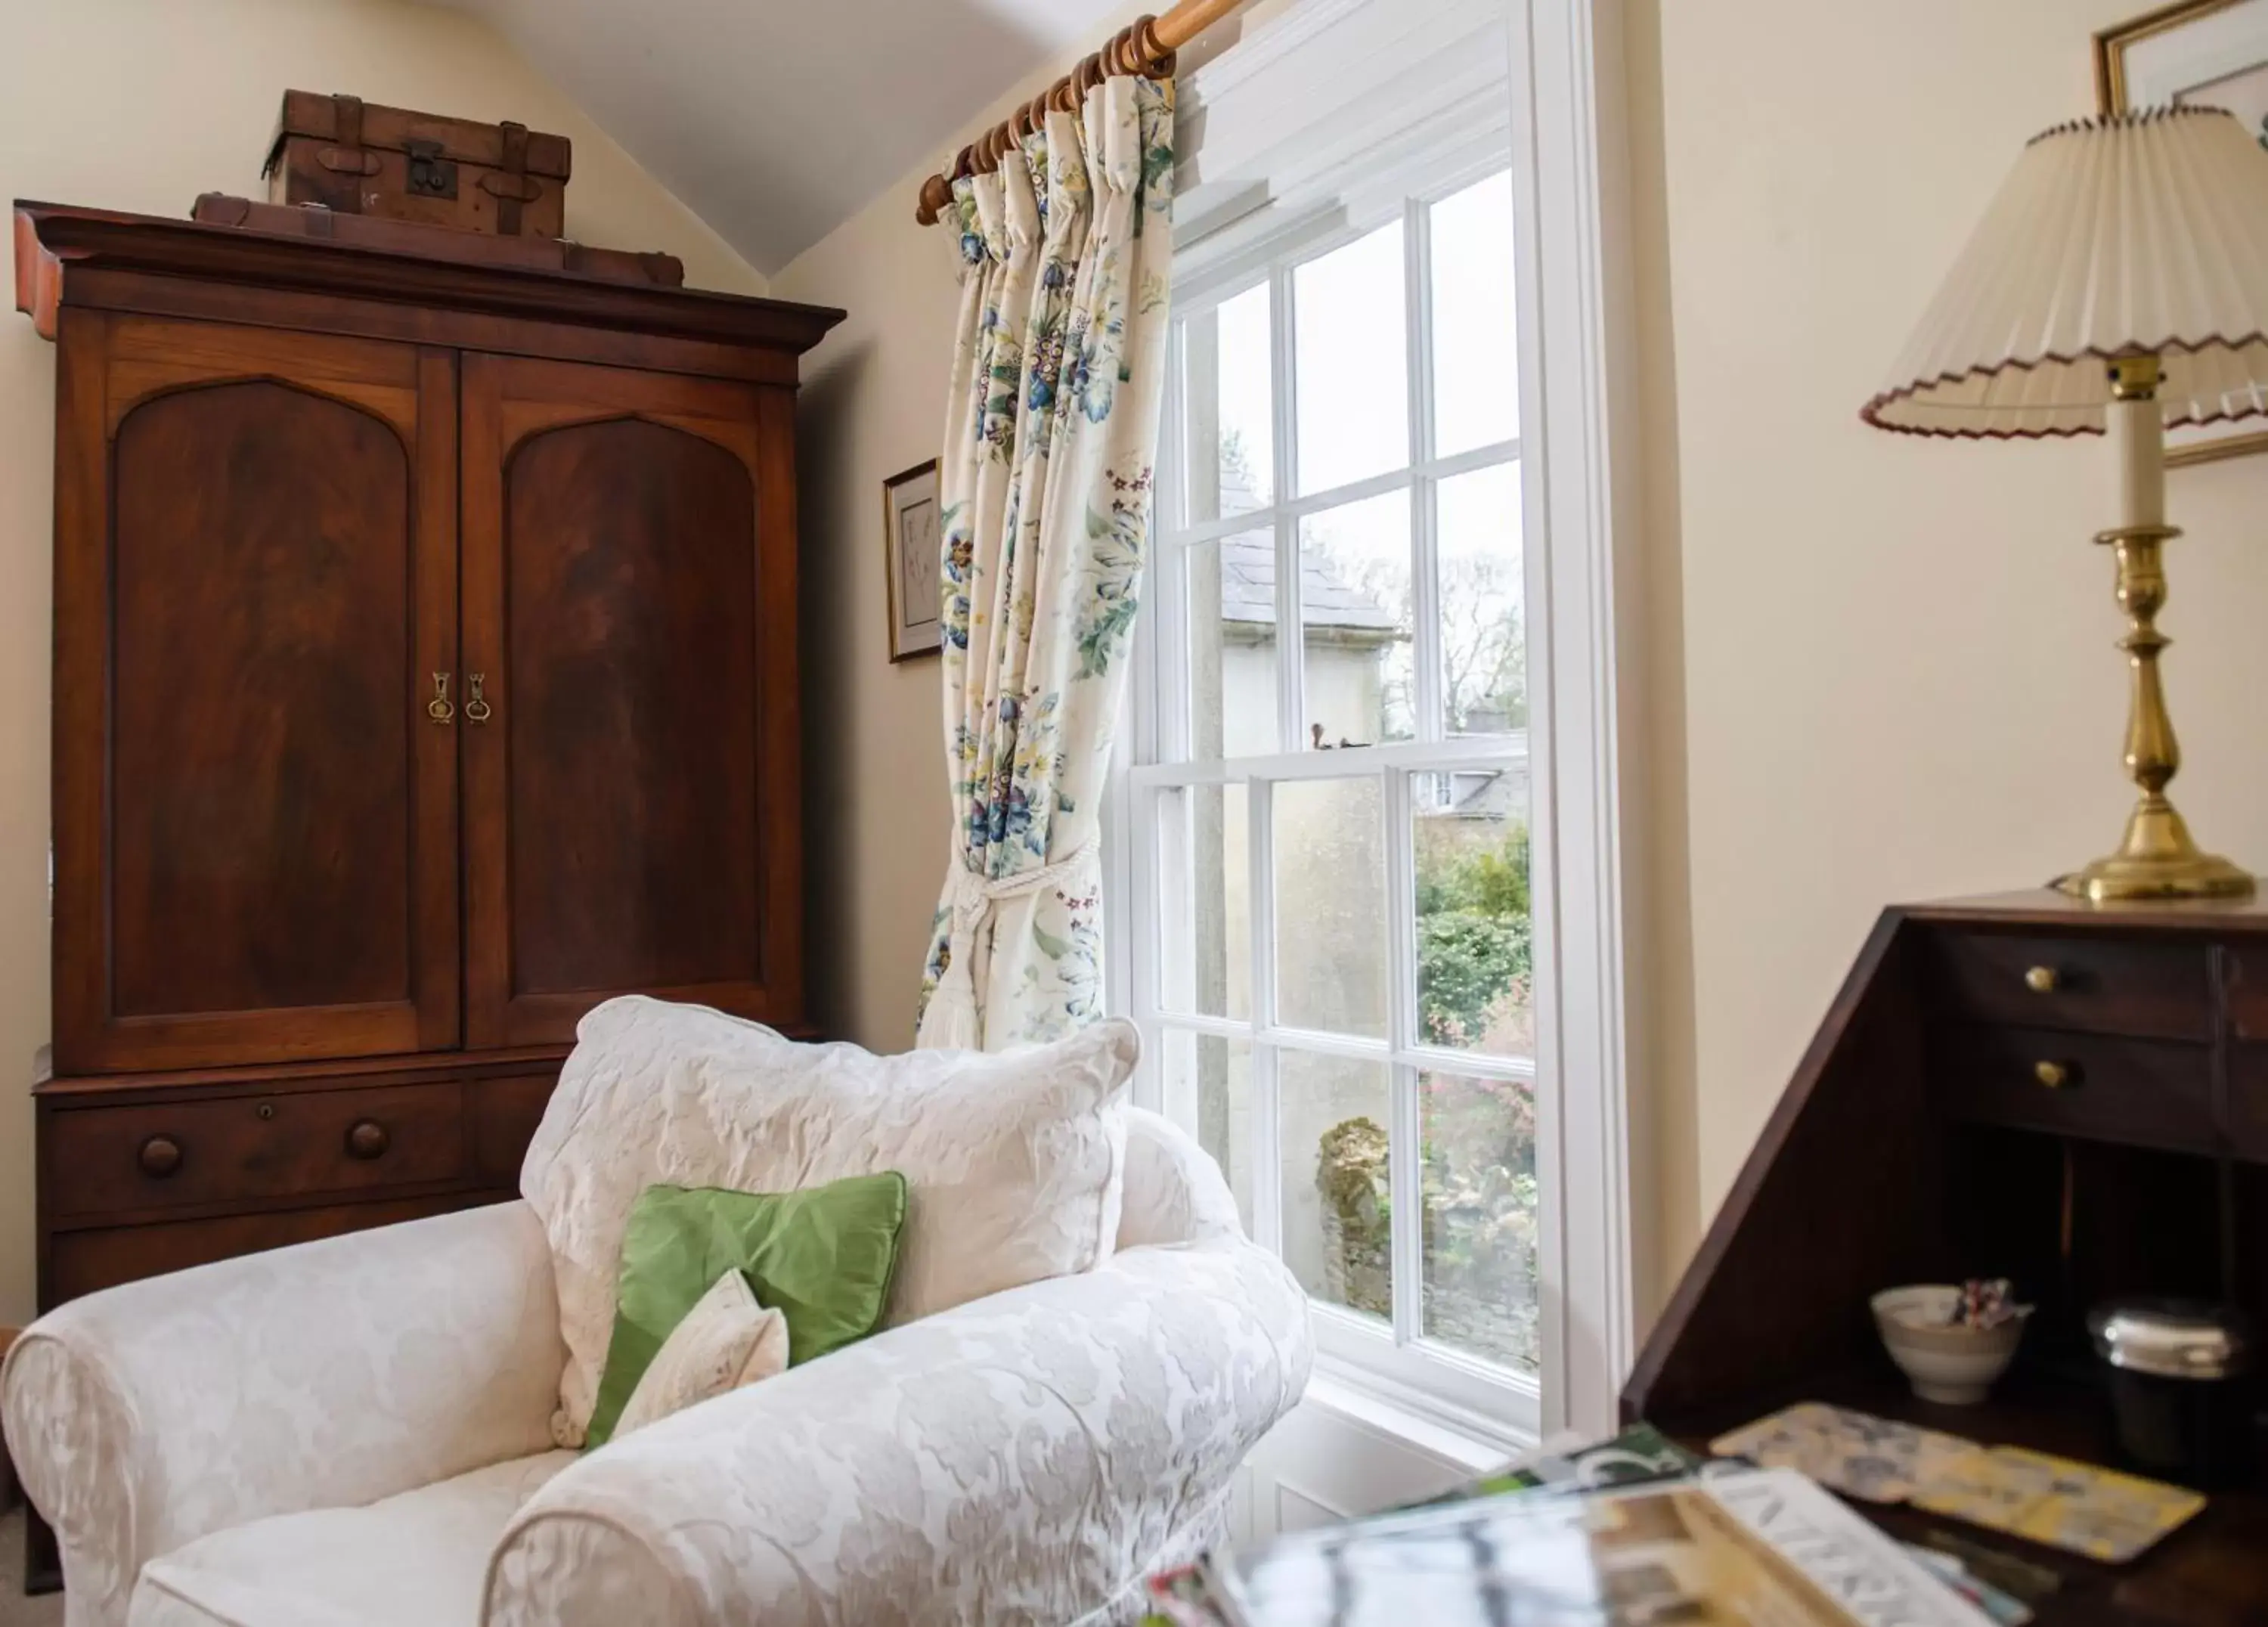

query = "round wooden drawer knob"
[[345, 1119, 390, 1161], [138, 1135, 183, 1178]]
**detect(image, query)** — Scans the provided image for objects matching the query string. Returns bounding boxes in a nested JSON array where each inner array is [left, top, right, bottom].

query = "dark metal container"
[[2089, 1300, 2257, 1489]]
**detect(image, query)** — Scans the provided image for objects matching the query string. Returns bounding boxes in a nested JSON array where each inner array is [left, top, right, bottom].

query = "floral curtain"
[[915, 74, 1174, 1050]]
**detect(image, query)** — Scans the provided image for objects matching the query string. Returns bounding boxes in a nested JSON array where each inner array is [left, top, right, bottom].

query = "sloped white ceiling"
[[440, 0, 1129, 275]]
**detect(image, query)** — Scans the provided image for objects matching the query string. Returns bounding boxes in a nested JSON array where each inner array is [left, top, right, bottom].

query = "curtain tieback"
[[917, 832, 1101, 1051]]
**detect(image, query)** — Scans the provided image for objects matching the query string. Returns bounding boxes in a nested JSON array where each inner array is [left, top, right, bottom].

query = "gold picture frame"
[[2097, 0, 2268, 466], [881, 458, 943, 661]]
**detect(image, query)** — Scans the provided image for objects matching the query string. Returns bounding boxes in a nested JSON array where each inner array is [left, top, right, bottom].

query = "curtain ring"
[[1136, 17, 1174, 78], [1106, 23, 1142, 74], [950, 144, 977, 181]]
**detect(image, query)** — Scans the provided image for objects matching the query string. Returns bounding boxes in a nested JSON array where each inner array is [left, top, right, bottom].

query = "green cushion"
[[585, 1171, 908, 1449]]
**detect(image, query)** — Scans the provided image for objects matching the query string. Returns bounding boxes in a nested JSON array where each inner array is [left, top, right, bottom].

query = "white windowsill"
[[1302, 1353, 1540, 1474]]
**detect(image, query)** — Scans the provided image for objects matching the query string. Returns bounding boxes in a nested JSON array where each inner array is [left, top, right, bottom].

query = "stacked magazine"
[[1148, 1430, 2003, 1626]]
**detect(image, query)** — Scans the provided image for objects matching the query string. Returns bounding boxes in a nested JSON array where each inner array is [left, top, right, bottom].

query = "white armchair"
[[2, 1108, 1311, 1627]]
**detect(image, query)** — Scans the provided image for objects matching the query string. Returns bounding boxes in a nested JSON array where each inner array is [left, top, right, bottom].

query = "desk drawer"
[[2224, 1043, 2268, 1163], [45, 1080, 466, 1219], [1939, 1025, 2217, 1154], [1930, 930, 2213, 1040], [2223, 945, 2268, 1042]]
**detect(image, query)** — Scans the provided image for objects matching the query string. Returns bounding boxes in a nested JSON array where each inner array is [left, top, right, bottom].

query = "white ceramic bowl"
[[1870, 1285, 2031, 1405]]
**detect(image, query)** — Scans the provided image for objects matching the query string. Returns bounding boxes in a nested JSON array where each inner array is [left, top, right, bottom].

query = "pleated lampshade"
[[1864, 105, 2268, 438]]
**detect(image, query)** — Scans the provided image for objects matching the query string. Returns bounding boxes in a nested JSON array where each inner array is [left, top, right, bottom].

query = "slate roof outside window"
[[1216, 531, 1402, 636]]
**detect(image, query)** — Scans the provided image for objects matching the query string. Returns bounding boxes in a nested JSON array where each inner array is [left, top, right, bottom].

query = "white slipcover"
[[1, 1109, 1311, 1627]]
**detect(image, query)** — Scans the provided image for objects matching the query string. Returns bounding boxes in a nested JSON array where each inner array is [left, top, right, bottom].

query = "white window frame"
[[1105, 0, 1641, 1449]]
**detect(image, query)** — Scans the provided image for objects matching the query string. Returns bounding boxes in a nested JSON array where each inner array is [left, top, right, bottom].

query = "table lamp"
[[1864, 106, 2268, 903]]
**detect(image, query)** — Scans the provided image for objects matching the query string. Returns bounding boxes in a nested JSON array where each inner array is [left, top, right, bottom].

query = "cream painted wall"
[[0, 0, 763, 1324], [1627, 0, 2268, 1291]]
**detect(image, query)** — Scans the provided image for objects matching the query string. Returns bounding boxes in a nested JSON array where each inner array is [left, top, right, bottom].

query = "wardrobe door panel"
[[460, 355, 801, 1046], [53, 315, 460, 1073]]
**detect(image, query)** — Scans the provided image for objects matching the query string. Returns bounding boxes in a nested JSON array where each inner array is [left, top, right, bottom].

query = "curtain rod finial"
[[916, 175, 953, 226]]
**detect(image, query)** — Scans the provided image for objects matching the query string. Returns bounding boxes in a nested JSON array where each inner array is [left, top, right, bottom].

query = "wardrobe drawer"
[[45, 1081, 466, 1219], [470, 1072, 556, 1186], [1938, 1025, 2217, 1154], [45, 1194, 483, 1304], [1929, 930, 2213, 1040]]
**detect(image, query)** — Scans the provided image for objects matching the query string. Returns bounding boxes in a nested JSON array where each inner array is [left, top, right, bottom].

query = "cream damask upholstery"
[[1, 1108, 1311, 1627]]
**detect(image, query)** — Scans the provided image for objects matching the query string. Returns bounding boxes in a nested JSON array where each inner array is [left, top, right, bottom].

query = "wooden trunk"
[[14, 198, 840, 1311], [1626, 891, 2268, 1627], [263, 91, 571, 237]]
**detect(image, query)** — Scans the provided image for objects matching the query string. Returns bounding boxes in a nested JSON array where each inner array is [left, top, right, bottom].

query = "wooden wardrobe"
[[14, 201, 842, 1310]]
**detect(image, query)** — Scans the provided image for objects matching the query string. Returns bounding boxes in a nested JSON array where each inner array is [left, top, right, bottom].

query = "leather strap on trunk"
[[315, 94, 379, 183], [497, 120, 528, 235]]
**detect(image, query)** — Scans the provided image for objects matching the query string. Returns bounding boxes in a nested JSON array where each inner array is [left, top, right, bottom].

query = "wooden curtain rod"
[[913, 0, 1251, 226]]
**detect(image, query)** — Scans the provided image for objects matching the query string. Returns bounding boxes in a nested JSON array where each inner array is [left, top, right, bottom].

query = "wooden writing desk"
[[1625, 892, 2268, 1625]]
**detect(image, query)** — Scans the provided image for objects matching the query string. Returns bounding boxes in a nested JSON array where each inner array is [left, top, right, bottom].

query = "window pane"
[[1273, 778, 1387, 1037], [1157, 783, 1250, 1021], [1413, 779, 1532, 1055], [1430, 172, 1520, 457], [1181, 284, 1275, 525], [1421, 1068, 1537, 1371], [1166, 1029, 1255, 1236], [1437, 463, 1525, 736], [1281, 1050, 1393, 1322], [1294, 222, 1408, 491], [1189, 531, 1279, 758], [1300, 490, 1413, 748]]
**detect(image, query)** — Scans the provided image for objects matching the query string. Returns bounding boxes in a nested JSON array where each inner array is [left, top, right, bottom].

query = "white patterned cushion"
[[129, 1451, 576, 1627], [612, 1269, 789, 1439], [522, 996, 1138, 1446]]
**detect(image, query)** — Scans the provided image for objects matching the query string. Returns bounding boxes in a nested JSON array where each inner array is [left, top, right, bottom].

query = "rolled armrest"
[[484, 1235, 1312, 1627], [2, 1201, 562, 1627]]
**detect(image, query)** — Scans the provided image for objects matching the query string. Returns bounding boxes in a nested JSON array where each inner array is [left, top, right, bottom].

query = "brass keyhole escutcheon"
[[2024, 965, 2060, 993], [2034, 1060, 2074, 1089], [464, 674, 492, 724], [256, 1102, 276, 1121], [427, 672, 455, 725]]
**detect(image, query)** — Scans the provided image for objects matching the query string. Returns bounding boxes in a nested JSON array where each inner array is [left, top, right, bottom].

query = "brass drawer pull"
[[464, 674, 491, 724], [2024, 965, 2062, 993], [138, 1135, 183, 1178], [345, 1119, 391, 1161], [427, 672, 455, 725], [2034, 1059, 2077, 1089]]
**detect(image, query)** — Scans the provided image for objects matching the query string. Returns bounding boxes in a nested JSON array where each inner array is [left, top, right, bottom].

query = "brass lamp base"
[[2054, 798, 2256, 903], [2055, 493, 2254, 904]]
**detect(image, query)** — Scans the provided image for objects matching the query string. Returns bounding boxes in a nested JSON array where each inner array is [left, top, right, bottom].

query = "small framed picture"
[[881, 459, 943, 661], [2097, 0, 2268, 465]]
